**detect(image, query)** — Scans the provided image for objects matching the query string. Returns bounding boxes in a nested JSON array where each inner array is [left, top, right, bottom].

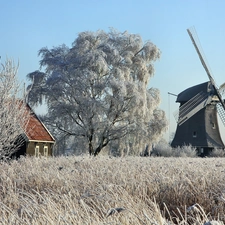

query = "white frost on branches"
[[0, 59, 30, 159], [27, 28, 168, 156]]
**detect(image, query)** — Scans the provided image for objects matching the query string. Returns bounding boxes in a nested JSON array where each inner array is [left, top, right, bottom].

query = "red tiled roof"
[[24, 105, 55, 142]]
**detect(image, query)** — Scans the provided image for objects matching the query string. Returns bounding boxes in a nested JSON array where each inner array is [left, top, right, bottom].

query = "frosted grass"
[[0, 156, 224, 224]]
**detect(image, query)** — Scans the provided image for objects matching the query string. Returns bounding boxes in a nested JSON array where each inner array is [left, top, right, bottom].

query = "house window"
[[44, 146, 48, 157], [35, 146, 40, 157], [193, 131, 197, 138], [212, 123, 216, 129]]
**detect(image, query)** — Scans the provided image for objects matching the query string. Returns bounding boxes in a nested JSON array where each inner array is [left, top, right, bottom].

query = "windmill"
[[171, 27, 225, 156]]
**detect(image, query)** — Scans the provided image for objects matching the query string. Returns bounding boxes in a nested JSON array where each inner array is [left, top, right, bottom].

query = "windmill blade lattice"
[[174, 91, 212, 125], [217, 103, 225, 126]]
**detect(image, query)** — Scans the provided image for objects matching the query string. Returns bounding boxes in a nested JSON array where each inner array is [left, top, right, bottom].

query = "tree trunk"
[[93, 146, 102, 156], [89, 142, 94, 155], [93, 136, 109, 156]]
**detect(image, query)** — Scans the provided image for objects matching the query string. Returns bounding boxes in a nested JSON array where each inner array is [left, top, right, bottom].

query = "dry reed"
[[0, 156, 224, 224]]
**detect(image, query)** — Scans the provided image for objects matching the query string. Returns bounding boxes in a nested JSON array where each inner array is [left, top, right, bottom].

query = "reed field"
[[0, 156, 225, 225]]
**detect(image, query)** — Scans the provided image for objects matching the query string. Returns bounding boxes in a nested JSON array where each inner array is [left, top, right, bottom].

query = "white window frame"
[[44, 146, 48, 157], [35, 146, 40, 157]]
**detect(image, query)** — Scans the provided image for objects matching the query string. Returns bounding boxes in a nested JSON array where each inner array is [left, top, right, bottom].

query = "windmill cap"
[[176, 81, 211, 103]]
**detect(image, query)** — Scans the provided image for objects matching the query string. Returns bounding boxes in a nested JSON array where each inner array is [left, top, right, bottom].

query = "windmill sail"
[[174, 91, 212, 125], [187, 28, 225, 115], [187, 28, 216, 86]]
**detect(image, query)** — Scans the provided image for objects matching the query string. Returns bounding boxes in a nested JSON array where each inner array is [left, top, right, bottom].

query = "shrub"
[[151, 141, 173, 157], [151, 142, 197, 157], [173, 145, 197, 157], [209, 148, 225, 157]]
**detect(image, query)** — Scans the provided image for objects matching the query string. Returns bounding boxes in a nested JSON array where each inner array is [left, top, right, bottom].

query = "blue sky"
[[1, 0, 225, 141]]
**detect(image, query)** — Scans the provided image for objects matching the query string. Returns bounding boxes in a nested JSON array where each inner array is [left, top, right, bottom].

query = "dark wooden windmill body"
[[171, 82, 225, 156], [171, 28, 225, 156]]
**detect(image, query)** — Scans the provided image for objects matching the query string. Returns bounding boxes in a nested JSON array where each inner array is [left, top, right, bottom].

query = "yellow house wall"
[[26, 142, 54, 156]]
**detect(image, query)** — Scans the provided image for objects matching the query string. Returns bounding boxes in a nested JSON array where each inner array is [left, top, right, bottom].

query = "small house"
[[13, 104, 55, 158]]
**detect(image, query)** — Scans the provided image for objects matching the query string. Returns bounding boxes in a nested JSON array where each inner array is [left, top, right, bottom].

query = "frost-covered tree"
[[0, 59, 30, 159], [27, 29, 168, 156]]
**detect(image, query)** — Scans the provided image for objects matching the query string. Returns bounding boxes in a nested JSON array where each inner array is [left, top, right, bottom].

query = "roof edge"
[[28, 139, 55, 143], [26, 103, 55, 142]]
